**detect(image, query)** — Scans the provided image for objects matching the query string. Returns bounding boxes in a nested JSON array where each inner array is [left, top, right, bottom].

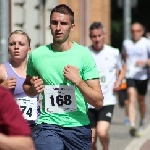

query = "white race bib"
[[16, 97, 37, 121], [44, 85, 77, 114], [99, 70, 110, 87]]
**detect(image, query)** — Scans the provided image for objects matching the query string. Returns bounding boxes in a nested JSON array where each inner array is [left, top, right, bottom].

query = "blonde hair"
[[8, 30, 31, 46]]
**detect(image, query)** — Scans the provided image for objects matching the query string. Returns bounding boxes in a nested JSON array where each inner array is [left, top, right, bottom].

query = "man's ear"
[[28, 47, 31, 54], [103, 32, 106, 38], [71, 24, 75, 31]]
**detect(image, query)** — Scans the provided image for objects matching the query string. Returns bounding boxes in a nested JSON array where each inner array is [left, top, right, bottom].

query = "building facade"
[[10, 0, 110, 50]]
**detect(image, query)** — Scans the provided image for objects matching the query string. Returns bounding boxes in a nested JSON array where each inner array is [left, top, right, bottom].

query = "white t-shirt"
[[88, 45, 122, 106], [122, 37, 150, 80]]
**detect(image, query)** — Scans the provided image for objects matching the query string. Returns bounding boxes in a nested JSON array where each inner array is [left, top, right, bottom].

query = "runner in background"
[[0, 30, 39, 129], [122, 22, 150, 137], [87, 22, 125, 150]]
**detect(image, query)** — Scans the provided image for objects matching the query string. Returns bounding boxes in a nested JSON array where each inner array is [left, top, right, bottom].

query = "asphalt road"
[[96, 90, 150, 150]]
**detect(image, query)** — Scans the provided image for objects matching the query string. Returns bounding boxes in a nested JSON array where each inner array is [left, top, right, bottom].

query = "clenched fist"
[[30, 76, 44, 94], [63, 65, 82, 85], [1, 77, 16, 89]]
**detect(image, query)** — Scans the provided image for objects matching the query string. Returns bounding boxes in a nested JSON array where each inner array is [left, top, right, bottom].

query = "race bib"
[[99, 70, 109, 87], [44, 85, 77, 114], [16, 97, 37, 121]]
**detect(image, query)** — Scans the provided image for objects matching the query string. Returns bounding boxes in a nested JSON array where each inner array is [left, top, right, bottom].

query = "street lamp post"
[[0, 0, 9, 63], [117, 0, 138, 40], [123, 0, 131, 40], [40, 0, 46, 45]]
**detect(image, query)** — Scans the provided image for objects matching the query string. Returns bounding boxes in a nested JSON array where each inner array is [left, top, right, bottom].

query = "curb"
[[124, 124, 150, 150]]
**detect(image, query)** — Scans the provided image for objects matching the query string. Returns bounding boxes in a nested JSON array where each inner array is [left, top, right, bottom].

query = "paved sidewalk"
[[96, 91, 150, 150]]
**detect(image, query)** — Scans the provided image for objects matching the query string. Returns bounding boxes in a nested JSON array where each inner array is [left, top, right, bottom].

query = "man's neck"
[[132, 37, 142, 43], [52, 40, 73, 52]]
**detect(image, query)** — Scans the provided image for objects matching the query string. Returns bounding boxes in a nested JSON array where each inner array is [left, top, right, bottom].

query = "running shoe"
[[129, 127, 137, 137], [137, 127, 144, 137], [137, 120, 145, 137]]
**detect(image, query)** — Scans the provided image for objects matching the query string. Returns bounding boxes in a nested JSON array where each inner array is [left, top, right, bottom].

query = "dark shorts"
[[126, 79, 148, 96], [118, 89, 128, 107], [28, 121, 36, 131], [32, 124, 92, 150], [87, 105, 114, 128]]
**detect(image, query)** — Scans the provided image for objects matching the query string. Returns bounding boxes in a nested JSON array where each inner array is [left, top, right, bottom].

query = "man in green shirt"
[[23, 4, 103, 150]]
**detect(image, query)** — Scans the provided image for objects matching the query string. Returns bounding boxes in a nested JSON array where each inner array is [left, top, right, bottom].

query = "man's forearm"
[[116, 72, 124, 85], [23, 84, 37, 97], [0, 134, 35, 150], [116, 64, 126, 85], [75, 80, 103, 109]]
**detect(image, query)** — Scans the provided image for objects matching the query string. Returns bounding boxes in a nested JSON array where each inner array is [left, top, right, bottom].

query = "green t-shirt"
[[27, 42, 99, 127]]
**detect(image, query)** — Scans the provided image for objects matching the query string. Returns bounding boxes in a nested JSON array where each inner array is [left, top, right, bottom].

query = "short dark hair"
[[89, 22, 105, 32], [50, 4, 74, 24], [89, 22, 105, 38]]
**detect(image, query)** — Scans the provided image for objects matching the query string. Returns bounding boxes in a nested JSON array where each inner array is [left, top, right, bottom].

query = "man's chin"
[[54, 38, 63, 42], [93, 45, 103, 51]]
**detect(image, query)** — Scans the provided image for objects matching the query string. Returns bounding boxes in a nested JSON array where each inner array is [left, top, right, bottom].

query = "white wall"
[[10, 0, 58, 50]]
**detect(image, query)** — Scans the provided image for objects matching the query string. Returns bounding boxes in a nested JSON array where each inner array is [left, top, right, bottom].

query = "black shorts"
[[87, 105, 114, 128], [126, 79, 148, 96], [118, 89, 128, 107]]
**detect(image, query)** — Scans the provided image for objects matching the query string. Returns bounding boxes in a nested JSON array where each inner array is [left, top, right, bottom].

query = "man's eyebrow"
[[51, 20, 57, 22], [51, 20, 68, 25], [51, 20, 68, 22]]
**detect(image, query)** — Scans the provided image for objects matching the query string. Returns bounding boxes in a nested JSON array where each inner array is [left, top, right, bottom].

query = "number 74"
[[20, 106, 32, 117]]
